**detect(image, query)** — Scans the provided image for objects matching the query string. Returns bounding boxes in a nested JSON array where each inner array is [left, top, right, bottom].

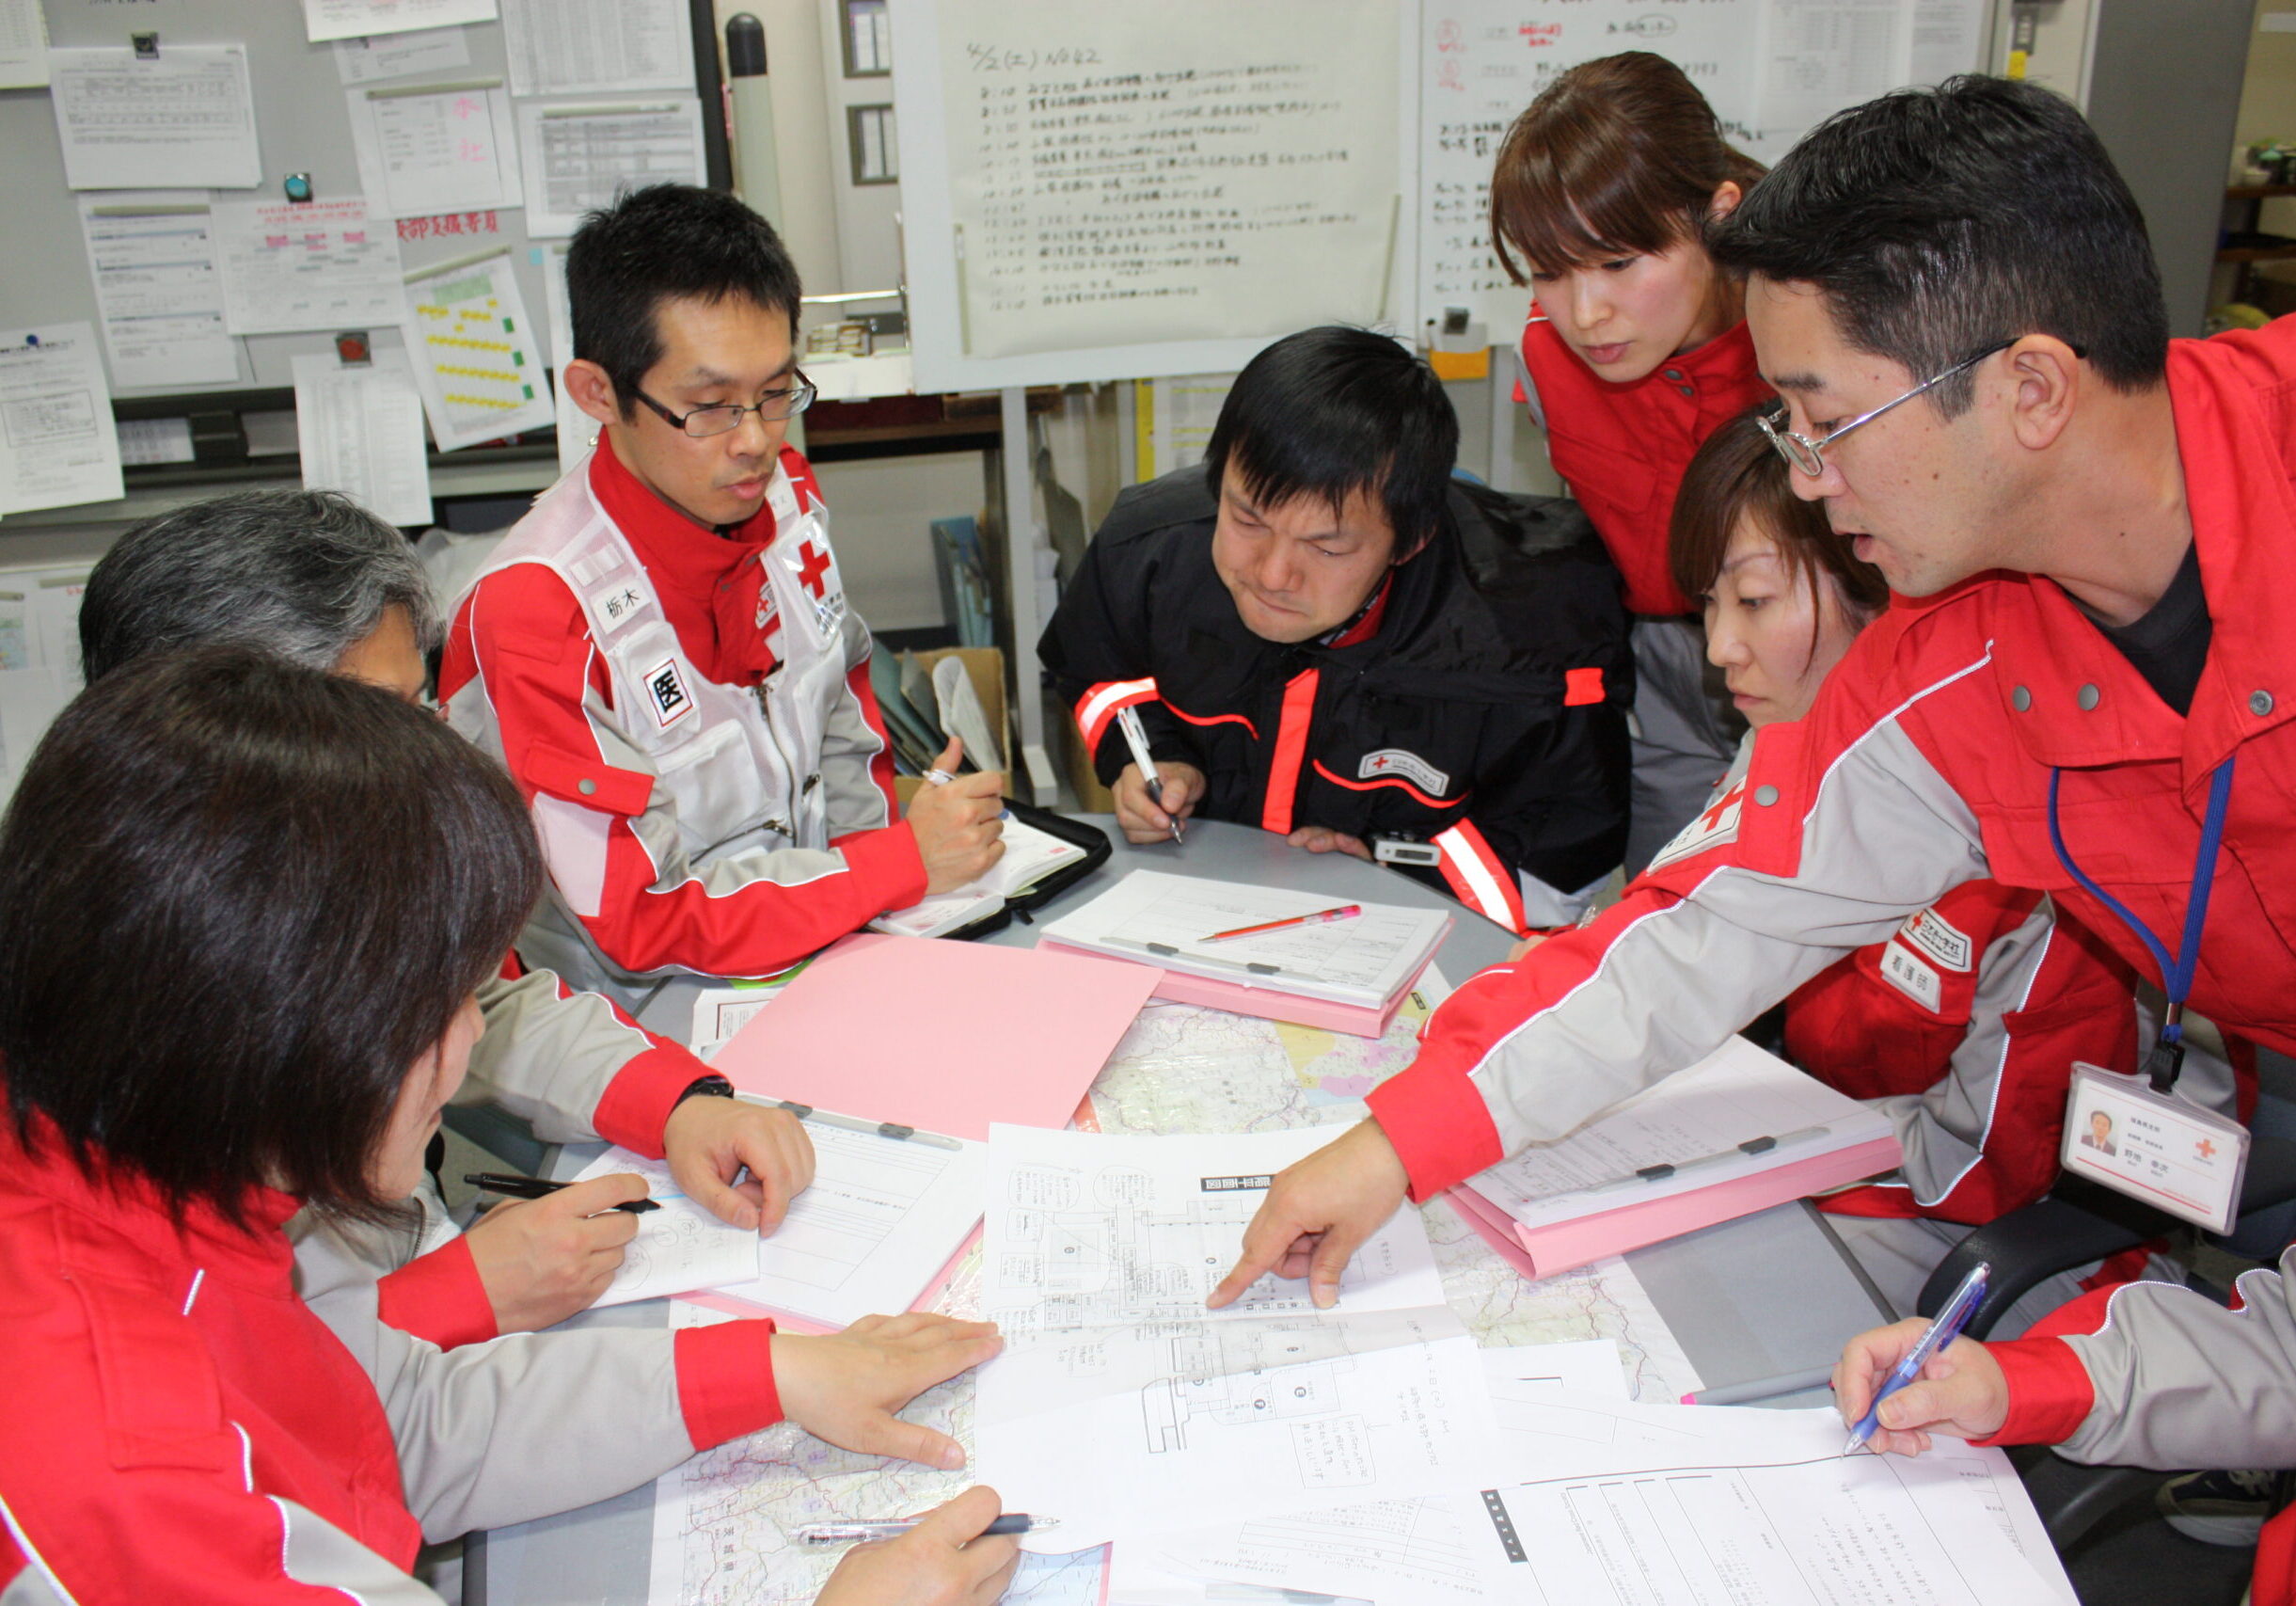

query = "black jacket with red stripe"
[[1040, 465, 1632, 927]]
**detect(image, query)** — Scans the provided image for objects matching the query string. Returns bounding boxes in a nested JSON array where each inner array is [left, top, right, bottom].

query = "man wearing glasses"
[[1216, 77, 2295, 1322], [442, 184, 1004, 1008]]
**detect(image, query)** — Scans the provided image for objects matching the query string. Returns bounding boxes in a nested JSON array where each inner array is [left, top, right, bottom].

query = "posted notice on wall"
[[401, 250, 555, 451], [0, 0, 51, 90], [49, 45, 263, 192], [212, 197, 409, 336], [75, 193, 242, 390], [334, 25, 474, 86], [347, 79, 524, 221], [498, 0, 694, 98], [515, 98, 705, 237], [304, 0, 498, 44], [293, 349, 435, 529], [0, 326, 125, 517]]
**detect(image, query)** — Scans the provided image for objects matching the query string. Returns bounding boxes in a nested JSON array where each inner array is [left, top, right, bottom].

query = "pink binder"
[[1447, 1132, 1903, 1281], [1035, 935, 1442, 1039]]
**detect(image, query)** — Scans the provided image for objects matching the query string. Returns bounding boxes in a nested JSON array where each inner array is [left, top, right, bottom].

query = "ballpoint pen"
[[1116, 704, 1182, 846], [1843, 1261, 1990, 1455], [796, 1515, 1058, 1544], [464, 1172, 660, 1214]]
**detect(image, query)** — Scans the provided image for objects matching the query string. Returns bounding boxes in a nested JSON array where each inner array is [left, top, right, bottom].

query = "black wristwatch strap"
[[674, 1073, 736, 1107]]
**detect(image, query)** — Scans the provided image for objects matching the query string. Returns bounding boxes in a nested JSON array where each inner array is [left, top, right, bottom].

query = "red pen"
[[1200, 903, 1361, 943]]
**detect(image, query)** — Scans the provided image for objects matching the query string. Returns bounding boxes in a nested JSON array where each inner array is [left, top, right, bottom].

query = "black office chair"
[[1912, 1136, 2296, 1551]]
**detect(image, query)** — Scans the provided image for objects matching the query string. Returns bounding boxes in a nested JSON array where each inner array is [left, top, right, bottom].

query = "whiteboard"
[[1419, 0, 1992, 336], [0, 0, 705, 400], [892, 0, 1419, 391]]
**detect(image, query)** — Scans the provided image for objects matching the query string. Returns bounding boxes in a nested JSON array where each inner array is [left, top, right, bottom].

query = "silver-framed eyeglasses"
[[1757, 341, 2014, 477], [634, 373, 817, 438]]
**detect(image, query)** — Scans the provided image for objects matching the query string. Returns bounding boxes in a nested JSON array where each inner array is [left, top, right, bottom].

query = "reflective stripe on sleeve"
[[1433, 821, 1529, 934], [1073, 677, 1160, 751]]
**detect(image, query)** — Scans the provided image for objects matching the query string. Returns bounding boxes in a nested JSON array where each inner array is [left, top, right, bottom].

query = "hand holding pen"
[[1833, 1264, 2008, 1456]]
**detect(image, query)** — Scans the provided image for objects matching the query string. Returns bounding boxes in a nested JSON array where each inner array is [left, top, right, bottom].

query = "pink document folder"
[[1034, 936, 1439, 1039], [709, 931, 1160, 1140], [1447, 1132, 1904, 1282]]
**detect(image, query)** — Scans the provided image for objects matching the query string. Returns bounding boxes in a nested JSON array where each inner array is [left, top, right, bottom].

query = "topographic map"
[[649, 997, 1701, 1604]]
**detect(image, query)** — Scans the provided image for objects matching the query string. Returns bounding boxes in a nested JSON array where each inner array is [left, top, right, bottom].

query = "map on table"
[[648, 999, 1702, 1604]]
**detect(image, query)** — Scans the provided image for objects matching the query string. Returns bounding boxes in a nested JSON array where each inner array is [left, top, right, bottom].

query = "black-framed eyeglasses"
[[633, 373, 817, 438], [1757, 340, 2029, 477]]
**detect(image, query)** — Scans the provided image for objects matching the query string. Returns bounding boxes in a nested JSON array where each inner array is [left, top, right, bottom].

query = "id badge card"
[[2062, 1061, 2251, 1233]]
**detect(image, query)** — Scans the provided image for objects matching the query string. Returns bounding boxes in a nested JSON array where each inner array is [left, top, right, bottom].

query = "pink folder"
[[1034, 935, 1442, 1039], [709, 931, 1160, 1140], [1446, 1132, 1903, 1282]]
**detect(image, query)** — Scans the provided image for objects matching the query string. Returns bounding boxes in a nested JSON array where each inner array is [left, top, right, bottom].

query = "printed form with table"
[[566, 866, 2078, 1606]]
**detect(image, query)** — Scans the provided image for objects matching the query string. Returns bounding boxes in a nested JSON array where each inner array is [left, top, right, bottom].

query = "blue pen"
[[1844, 1261, 1990, 1455]]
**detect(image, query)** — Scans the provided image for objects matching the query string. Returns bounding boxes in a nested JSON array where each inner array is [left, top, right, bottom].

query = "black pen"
[[464, 1171, 659, 1214]]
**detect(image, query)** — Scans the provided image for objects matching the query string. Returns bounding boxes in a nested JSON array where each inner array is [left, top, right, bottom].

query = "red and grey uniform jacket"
[[363, 958, 716, 1348], [1372, 317, 2296, 1200], [1791, 879, 2134, 1225], [1977, 1245, 2296, 1606], [1039, 465, 1633, 932], [440, 433, 920, 1007], [1517, 311, 1771, 617], [0, 1110, 780, 1604]]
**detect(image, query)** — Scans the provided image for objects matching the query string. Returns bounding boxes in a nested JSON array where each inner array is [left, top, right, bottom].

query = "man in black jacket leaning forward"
[[1040, 326, 1632, 934]]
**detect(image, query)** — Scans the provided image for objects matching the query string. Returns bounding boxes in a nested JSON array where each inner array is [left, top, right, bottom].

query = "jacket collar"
[[1524, 313, 1757, 395], [1989, 331, 2296, 788], [588, 429, 778, 612], [0, 1106, 303, 1285]]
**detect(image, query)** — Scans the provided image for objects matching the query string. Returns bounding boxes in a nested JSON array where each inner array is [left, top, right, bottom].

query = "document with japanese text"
[[0, 326, 123, 516], [49, 46, 262, 192], [348, 80, 522, 220], [400, 249, 554, 450], [304, 0, 497, 44], [75, 195, 239, 390], [293, 350, 434, 529], [213, 197, 407, 337]]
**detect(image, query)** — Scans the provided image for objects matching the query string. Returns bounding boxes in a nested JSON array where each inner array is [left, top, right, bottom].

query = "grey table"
[[470, 818, 1890, 1606]]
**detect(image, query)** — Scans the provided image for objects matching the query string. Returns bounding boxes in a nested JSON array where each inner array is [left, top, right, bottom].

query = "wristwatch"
[[674, 1073, 736, 1107]]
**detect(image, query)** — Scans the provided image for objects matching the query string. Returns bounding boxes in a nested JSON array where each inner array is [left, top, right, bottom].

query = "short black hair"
[[1204, 326, 1459, 557], [567, 183, 803, 418], [81, 488, 439, 684], [0, 648, 541, 1225], [1708, 75, 2167, 413]]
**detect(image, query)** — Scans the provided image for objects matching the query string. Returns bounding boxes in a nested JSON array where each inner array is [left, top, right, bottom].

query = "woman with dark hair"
[[0, 649, 1016, 1606], [1491, 51, 1775, 874], [1669, 410, 2146, 1324]]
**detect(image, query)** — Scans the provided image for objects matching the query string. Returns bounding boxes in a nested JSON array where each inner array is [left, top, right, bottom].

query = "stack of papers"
[[871, 814, 1089, 937], [1038, 870, 1450, 1037], [1451, 1035, 1902, 1280], [975, 1125, 1505, 1550], [569, 1149, 761, 1306]]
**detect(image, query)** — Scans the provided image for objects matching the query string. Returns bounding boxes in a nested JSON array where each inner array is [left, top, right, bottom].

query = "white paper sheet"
[[0, 664, 78, 805], [977, 1125, 1500, 1550], [514, 98, 706, 238], [49, 46, 262, 192], [293, 350, 434, 528], [348, 80, 523, 221], [400, 249, 555, 451], [1041, 870, 1451, 1010], [570, 1147, 763, 1306], [0, 0, 50, 90], [705, 1118, 989, 1329], [305, 0, 499, 44], [334, 25, 474, 86], [213, 198, 409, 338], [499, 0, 695, 97], [870, 816, 1087, 938], [1465, 1397, 2078, 1605], [75, 194, 239, 390], [1756, 0, 1908, 139], [1465, 1034, 1895, 1228], [0, 326, 123, 517], [27, 575, 88, 680], [1141, 1343, 1634, 1603]]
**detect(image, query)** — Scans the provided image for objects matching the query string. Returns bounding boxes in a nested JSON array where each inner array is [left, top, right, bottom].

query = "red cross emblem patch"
[[796, 538, 833, 598]]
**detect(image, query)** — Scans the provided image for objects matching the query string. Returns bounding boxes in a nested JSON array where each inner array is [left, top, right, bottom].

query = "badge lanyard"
[[2047, 755, 2236, 1091]]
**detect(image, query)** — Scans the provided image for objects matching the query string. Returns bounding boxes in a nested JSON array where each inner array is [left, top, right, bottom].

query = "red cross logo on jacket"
[[796, 539, 833, 598], [1699, 782, 1746, 835]]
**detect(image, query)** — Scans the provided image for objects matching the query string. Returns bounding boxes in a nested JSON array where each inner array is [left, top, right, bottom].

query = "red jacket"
[[0, 1113, 780, 1602], [1374, 319, 2296, 1198], [1517, 312, 1771, 617], [1792, 879, 2135, 1225]]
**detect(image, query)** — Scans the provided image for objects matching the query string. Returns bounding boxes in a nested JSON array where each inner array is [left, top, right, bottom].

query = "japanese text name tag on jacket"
[[2061, 1061, 2250, 1233]]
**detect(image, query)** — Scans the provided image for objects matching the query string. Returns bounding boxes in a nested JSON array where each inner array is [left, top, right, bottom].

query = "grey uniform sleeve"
[[818, 607, 900, 835], [292, 1213, 708, 1541], [1457, 723, 1994, 1157], [1866, 896, 2059, 1209], [2050, 1247, 2296, 1471], [459, 968, 664, 1145]]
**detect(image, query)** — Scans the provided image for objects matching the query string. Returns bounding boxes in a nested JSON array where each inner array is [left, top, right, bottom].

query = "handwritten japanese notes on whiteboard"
[[400, 250, 553, 451], [937, 0, 1401, 360]]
